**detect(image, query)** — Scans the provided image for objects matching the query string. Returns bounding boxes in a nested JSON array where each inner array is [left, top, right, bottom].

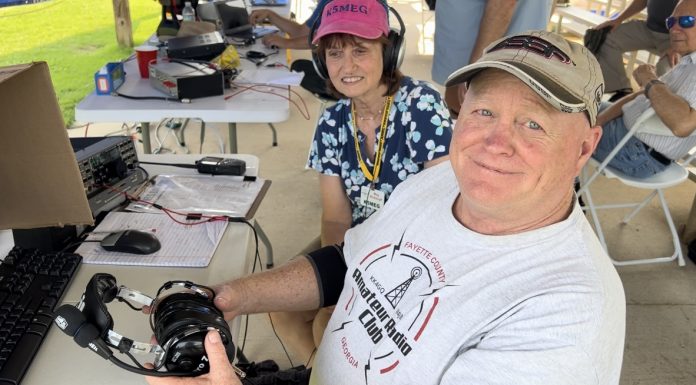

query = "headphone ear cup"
[[153, 292, 235, 372], [312, 49, 329, 80], [383, 29, 404, 76]]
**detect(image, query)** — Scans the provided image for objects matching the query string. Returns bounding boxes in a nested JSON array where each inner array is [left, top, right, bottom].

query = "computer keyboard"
[[0, 247, 81, 385]]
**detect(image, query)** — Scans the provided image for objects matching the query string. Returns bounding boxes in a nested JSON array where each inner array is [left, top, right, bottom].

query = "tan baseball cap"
[[446, 30, 604, 126]]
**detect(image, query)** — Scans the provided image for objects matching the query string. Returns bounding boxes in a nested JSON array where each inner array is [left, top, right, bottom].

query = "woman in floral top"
[[273, 0, 452, 366]]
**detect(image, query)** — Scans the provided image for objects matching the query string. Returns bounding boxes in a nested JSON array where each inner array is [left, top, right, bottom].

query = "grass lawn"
[[0, 0, 160, 125]]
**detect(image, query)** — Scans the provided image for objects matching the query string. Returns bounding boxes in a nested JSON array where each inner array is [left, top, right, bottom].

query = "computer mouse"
[[100, 230, 161, 255]]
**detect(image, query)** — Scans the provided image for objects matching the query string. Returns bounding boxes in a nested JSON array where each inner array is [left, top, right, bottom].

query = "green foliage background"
[[0, 0, 160, 124]]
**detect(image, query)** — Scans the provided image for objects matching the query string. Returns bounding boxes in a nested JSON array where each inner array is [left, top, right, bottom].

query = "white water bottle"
[[182, 2, 195, 22]]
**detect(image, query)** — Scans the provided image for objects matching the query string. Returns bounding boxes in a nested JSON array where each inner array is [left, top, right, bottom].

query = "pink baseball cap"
[[311, 0, 390, 44]]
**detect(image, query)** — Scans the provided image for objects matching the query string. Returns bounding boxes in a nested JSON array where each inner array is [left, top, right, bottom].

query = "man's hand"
[[212, 282, 243, 321], [145, 331, 242, 385], [664, 47, 682, 68], [594, 18, 621, 31], [250, 9, 278, 25], [632, 64, 658, 87], [261, 34, 288, 49]]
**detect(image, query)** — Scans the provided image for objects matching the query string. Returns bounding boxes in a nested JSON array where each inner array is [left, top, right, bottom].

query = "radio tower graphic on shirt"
[[385, 267, 422, 308]]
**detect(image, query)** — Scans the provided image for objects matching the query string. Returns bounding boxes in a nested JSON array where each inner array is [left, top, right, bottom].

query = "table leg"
[[228, 122, 237, 153], [140, 122, 152, 154], [200, 121, 206, 154], [253, 220, 274, 268]]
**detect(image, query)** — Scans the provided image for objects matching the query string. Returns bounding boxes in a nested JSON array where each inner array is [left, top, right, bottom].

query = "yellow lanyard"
[[351, 95, 393, 182]]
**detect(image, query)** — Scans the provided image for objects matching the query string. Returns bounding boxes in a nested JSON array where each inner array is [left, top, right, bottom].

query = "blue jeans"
[[593, 115, 667, 178]]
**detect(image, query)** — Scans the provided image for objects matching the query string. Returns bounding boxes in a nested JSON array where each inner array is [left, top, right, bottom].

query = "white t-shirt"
[[310, 162, 625, 385]]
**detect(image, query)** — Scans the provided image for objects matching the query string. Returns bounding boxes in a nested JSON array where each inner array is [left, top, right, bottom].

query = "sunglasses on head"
[[666, 15, 696, 30]]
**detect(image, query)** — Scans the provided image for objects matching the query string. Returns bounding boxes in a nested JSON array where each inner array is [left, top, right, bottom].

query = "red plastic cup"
[[135, 46, 158, 78]]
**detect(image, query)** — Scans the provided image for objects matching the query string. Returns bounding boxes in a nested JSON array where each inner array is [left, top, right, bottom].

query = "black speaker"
[[309, 0, 405, 80]]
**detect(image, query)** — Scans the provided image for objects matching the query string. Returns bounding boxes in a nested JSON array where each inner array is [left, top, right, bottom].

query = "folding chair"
[[578, 108, 696, 266]]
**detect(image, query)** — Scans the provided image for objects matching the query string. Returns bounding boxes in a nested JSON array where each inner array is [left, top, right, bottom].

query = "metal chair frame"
[[578, 108, 695, 266]]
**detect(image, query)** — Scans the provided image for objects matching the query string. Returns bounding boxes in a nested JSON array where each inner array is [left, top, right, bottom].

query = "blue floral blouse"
[[307, 76, 452, 225]]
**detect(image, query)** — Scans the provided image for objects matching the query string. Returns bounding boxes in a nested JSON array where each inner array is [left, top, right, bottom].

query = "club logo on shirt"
[[331, 233, 456, 382]]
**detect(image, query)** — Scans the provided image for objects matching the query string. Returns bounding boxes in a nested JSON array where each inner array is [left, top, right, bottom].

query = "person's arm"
[[213, 255, 321, 320], [250, 10, 313, 49], [249, 9, 307, 37], [446, 0, 517, 113], [633, 64, 696, 137], [469, 0, 518, 63], [261, 30, 312, 49], [594, 0, 647, 30], [319, 174, 353, 246], [596, 91, 642, 127]]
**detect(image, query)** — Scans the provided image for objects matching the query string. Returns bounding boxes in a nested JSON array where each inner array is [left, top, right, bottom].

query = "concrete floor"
[[71, 1, 696, 382]]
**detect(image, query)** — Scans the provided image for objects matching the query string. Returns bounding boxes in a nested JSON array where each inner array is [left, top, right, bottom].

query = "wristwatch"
[[644, 79, 664, 99]]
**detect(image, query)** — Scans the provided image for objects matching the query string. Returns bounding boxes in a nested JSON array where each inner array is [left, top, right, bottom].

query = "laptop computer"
[[197, 2, 253, 38], [250, 0, 288, 6]]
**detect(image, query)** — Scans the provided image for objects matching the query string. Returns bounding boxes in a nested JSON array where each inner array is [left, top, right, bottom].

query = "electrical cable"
[[60, 239, 100, 253], [113, 92, 188, 103], [153, 118, 174, 154], [98, 182, 271, 369], [266, 313, 295, 368], [226, 83, 311, 120], [138, 161, 197, 169]]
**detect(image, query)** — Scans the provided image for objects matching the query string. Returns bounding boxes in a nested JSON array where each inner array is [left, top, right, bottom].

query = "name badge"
[[359, 186, 385, 210]]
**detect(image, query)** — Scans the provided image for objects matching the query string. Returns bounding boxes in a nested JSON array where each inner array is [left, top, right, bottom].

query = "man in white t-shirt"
[[146, 30, 625, 385]]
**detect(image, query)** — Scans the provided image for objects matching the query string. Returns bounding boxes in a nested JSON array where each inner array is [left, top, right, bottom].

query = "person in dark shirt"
[[591, 0, 679, 101]]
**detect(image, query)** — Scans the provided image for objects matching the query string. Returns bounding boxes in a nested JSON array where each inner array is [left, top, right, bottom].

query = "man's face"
[[449, 70, 600, 230], [669, 0, 696, 55]]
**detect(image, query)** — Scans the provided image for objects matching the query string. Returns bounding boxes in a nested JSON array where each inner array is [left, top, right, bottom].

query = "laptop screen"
[[197, 2, 251, 36], [250, 0, 288, 6]]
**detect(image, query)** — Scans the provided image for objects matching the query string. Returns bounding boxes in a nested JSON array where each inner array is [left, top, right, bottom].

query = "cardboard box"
[[0, 62, 93, 230]]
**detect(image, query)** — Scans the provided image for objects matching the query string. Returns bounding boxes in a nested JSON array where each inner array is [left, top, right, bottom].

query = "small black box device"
[[196, 157, 246, 176], [166, 32, 226, 60], [149, 61, 224, 99]]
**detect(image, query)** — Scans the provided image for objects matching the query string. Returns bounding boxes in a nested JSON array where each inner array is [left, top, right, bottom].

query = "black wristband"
[[644, 79, 664, 99], [305, 244, 347, 307]]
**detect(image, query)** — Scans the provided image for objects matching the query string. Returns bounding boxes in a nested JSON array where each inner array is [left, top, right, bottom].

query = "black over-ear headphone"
[[53, 273, 239, 378], [310, 0, 406, 80]]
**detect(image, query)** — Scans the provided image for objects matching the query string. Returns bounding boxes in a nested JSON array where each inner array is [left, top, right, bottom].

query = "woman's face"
[[324, 37, 384, 99]]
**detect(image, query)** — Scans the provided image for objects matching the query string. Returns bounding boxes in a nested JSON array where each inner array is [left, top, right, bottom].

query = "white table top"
[[76, 55, 291, 123], [14, 154, 263, 384], [76, 0, 293, 125]]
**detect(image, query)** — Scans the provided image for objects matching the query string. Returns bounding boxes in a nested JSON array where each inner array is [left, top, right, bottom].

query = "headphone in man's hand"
[[309, 0, 406, 80], [53, 273, 237, 377]]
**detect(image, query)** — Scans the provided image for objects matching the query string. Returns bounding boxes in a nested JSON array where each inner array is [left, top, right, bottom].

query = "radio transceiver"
[[195, 156, 246, 176], [149, 60, 224, 100], [70, 136, 147, 216]]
